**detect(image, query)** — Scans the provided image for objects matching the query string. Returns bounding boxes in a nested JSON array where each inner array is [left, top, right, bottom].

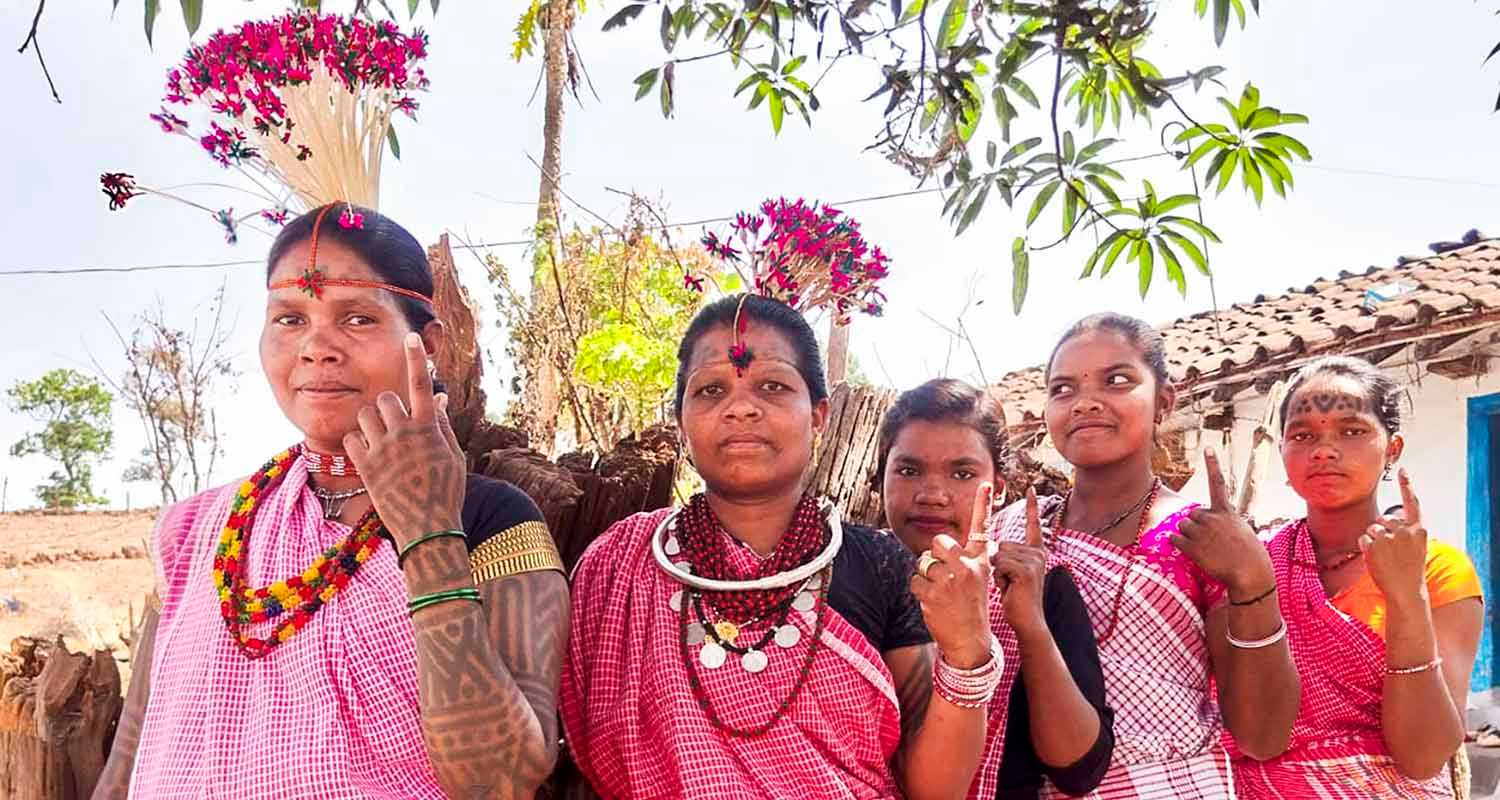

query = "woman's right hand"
[[993, 489, 1049, 640], [1362, 470, 1429, 602], [910, 483, 994, 669]]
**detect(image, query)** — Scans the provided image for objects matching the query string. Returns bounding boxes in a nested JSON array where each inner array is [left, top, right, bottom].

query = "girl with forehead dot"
[[983, 313, 1299, 799], [1230, 356, 1482, 799], [561, 295, 999, 799], [94, 204, 568, 800]]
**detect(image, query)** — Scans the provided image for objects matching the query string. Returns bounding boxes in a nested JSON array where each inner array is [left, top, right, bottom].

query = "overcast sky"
[[3, 2, 1498, 509]]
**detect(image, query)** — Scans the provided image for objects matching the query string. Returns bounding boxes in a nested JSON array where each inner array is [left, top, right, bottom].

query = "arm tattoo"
[[405, 546, 569, 800], [889, 644, 936, 777], [91, 607, 159, 800]]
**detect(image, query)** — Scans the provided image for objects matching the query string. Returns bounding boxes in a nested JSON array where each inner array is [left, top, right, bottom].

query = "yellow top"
[[1330, 539, 1483, 639]]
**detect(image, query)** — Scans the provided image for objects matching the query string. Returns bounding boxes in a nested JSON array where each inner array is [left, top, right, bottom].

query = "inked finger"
[[341, 430, 371, 469], [403, 332, 435, 423], [1397, 469, 1422, 526], [931, 534, 964, 564], [964, 483, 993, 556], [435, 393, 462, 454], [1024, 488, 1043, 548]]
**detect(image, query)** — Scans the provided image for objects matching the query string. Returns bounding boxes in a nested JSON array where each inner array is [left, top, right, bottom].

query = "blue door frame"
[[1468, 392, 1500, 690]]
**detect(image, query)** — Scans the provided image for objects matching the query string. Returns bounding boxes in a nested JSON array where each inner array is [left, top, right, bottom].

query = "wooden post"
[[1237, 381, 1286, 519], [826, 318, 850, 387]]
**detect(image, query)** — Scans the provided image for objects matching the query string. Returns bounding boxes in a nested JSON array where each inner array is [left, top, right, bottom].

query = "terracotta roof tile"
[[994, 239, 1500, 428]]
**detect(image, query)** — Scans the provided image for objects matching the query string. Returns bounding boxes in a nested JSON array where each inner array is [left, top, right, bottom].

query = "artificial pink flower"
[[338, 206, 364, 229]]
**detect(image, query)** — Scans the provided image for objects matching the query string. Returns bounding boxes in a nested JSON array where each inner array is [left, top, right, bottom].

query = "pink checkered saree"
[[559, 508, 904, 800], [997, 499, 1235, 800], [1228, 521, 1456, 799], [129, 458, 446, 799]]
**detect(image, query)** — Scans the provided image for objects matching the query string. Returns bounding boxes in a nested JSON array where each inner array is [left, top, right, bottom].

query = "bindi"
[[1289, 391, 1366, 419]]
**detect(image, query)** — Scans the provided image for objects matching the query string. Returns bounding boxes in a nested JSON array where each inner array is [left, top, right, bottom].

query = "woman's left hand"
[[1173, 448, 1275, 599], [911, 483, 994, 669], [343, 332, 466, 548]]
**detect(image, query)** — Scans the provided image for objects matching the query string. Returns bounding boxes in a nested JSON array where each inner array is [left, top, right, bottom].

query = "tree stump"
[[0, 638, 121, 800]]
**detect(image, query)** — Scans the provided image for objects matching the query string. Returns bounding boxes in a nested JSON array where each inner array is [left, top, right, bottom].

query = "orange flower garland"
[[213, 446, 385, 659]]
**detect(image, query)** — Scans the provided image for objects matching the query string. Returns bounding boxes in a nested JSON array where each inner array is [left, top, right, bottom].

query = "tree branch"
[[18, 0, 60, 104]]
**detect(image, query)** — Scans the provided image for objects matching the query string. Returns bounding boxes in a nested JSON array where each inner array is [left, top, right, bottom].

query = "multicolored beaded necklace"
[[212, 445, 385, 659]]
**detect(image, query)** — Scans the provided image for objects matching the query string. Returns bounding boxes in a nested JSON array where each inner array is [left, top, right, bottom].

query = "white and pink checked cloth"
[[129, 457, 446, 799], [560, 508, 904, 799], [1229, 521, 1456, 799]]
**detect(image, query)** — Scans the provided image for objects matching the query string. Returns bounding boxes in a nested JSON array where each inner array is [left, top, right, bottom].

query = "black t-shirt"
[[459, 473, 547, 550], [996, 567, 1114, 799], [825, 523, 934, 652]]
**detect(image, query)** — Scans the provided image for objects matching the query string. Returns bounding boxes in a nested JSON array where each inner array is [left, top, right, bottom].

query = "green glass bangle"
[[398, 529, 466, 566], [408, 587, 482, 616]]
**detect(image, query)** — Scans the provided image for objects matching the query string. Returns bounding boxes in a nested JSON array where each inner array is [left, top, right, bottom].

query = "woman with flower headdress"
[[561, 201, 998, 799], [93, 204, 567, 800]]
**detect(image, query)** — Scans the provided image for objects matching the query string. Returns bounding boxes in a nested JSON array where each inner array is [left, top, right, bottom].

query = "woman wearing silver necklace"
[[561, 294, 999, 799]]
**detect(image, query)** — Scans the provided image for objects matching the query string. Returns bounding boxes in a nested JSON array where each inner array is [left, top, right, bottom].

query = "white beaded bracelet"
[[1226, 620, 1288, 650], [933, 636, 1005, 707]]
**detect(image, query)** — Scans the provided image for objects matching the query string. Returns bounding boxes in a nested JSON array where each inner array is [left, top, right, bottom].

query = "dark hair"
[[873, 378, 1010, 486], [1045, 312, 1171, 390], [1277, 356, 1402, 435], [265, 203, 436, 333], [673, 294, 828, 417]]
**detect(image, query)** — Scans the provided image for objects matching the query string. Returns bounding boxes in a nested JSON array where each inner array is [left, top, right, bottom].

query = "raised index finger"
[[1024, 488, 1043, 548], [968, 482, 993, 539], [1203, 446, 1231, 511], [1397, 468, 1422, 526], [403, 331, 435, 423]]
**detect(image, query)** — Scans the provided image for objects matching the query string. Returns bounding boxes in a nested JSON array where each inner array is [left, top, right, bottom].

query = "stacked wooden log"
[[0, 638, 121, 800]]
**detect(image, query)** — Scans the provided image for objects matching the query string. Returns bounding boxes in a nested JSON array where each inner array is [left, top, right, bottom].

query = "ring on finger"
[[969, 532, 991, 543], [916, 551, 939, 579]]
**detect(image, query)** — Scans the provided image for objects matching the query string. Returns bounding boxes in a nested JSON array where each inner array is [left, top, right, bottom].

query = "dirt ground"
[[0, 509, 158, 684]]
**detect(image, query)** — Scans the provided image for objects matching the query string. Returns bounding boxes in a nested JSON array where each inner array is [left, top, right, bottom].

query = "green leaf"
[[144, 0, 160, 47], [1026, 181, 1060, 228], [1011, 237, 1030, 314], [179, 0, 202, 35], [386, 124, 401, 160], [1254, 132, 1311, 161], [1214, 151, 1236, 193], [1075, 137, 1117, 164], [734, 72, 761, 97], [1061, 131, 1075, 164], [992, 86, 1016, 141], [1212, 0, 1230, 46], [1156, 236, 1187, 295], [1162, 230, 1211, 276], [1153, 194, 1199, 215], [900, 0, 927, 23], [783, 55, 806, 75], [431, 0, 441, 13], [633, 68, 659, 100], [1083, 230, 1125, 277], [409, 0, 420, 18], [936, 0, 966, 49], [1137, 237, 1155, 298], [1160, 215, 1223, 243], [1083, 175, 1120, 206], [986, 141, 998, 167], [602, 4, 646, 30], [1100, 232, 1131, 276], [660, 5, 675, 51], [659, 64, 675, 117], [1008, 77, 1040, 109], [956, 185, 990, 236], [769, 88, 785, 133], [1184, 138, 1220, 169], [1001, 137, 1043, 164], [749, 80, 770, 109], [1062, 186, 1078, 236]]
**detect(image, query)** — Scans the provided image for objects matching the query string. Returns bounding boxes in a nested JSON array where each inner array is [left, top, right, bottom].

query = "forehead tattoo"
[[1288, 391, 1366, 418]]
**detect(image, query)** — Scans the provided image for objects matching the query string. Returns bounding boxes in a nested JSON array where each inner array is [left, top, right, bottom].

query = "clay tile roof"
[[992, 238, 1500, 430]]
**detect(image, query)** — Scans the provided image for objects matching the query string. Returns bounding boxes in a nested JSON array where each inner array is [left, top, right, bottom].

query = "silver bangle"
[[933, 636, 1005, 705], [1226, 620, 1288, 650]]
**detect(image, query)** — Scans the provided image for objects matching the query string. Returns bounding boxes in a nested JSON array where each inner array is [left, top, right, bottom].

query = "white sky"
[[2, 2, 1499, 510]]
